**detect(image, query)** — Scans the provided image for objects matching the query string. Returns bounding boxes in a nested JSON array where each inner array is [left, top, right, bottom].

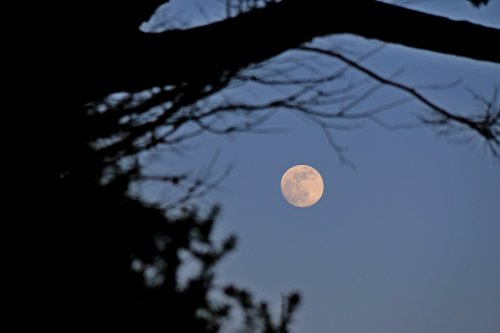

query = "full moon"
[[280, 165, 324, 207]]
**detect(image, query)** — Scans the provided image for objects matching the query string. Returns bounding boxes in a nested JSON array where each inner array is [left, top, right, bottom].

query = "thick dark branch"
[[96, 0, 500, 98], [336, 0, 500, 63]]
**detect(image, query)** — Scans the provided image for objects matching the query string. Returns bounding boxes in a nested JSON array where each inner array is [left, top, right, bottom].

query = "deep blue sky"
[[140, 1, 500, 332]]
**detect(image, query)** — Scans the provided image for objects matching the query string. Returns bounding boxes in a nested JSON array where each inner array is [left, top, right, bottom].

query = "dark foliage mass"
[[40, 2, 303, 329], [38, 0, 497, 330]]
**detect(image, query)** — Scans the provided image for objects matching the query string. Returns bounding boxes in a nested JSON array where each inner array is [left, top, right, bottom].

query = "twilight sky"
[[139, 1, 500, 332]]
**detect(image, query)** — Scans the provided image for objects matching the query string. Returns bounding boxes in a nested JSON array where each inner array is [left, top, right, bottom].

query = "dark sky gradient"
[[140, 2, 500, 332]]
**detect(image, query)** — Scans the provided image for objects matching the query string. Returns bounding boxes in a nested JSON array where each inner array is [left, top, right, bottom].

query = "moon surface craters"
[[281, 165, 324, 208]]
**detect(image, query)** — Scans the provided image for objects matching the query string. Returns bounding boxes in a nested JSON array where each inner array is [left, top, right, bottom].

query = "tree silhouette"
[[40, 0, 498, 329]]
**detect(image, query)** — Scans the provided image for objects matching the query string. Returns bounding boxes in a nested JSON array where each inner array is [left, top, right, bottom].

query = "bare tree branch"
[[300, 46, 500, 152]]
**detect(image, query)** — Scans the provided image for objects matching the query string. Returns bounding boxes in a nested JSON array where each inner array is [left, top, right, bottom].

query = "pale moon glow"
[[281, 165, 324, 207]]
